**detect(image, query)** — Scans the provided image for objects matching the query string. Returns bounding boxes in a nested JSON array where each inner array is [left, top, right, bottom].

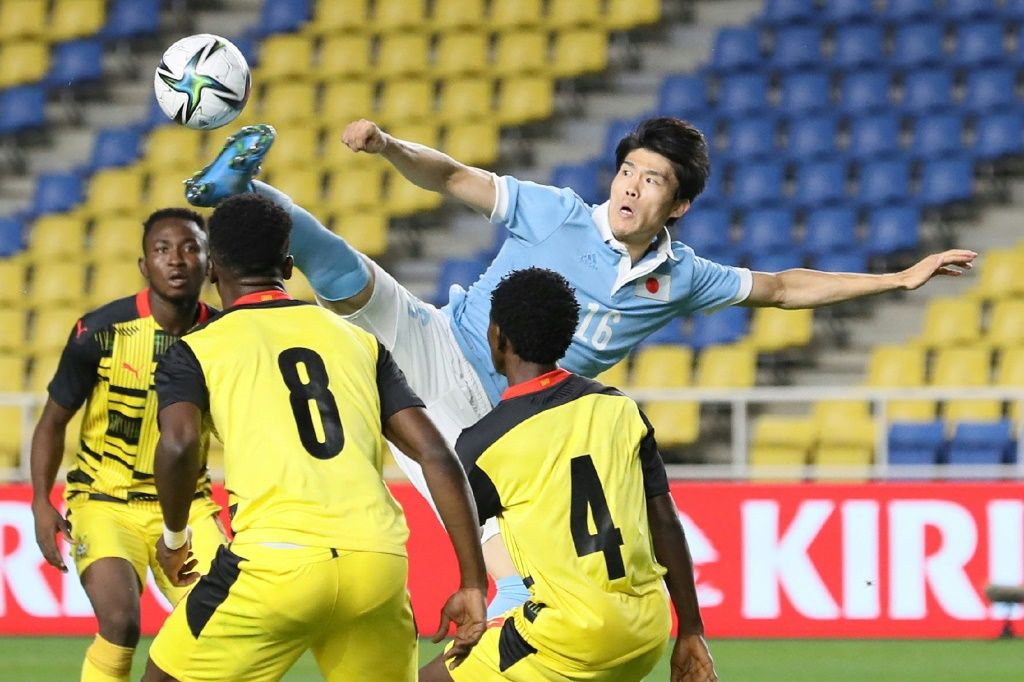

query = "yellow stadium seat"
[[933, 346, 1001, 422], [89, 217, 143, 263], [0, 39, 50, 88], [199, 281, 222, 309], [631, 345, 692, 387], [30, 307, 82, 355], [325, 167, 386, 212], [86, 168, 144, 218], [320, 81, 376, 130], [747, 307, 813, 352], [438, 77, 494, 123], [0, 309, 27, 352], [696, 344, 757, 388], [866, 344, 934, 421], [0, 0, 47, 41], [377, 32, 431, 79], [490, 0, 543, 30], [143, 125, 206, 172], [267, 168, 323, 210], [372, 0, 427, 33], [88, 261, 145, 307], [262, 82, 318, 127], [445, 120, 500, 166], [386, 176, 443, 216], [551, 28, 609, 78], [28, 214, 87, 262], [813, 399, 871, 434], [49, 0, 106, 41], [644, 401, 700, 446], [492, 30, 549, 77], [0, 258, 28, 308], [377, 79, 435, 126], [996, 346, 1024, 422], [916, 296, 982, 348], [307, 0, 369, 35], [262, 124, 318, 171], [547, 0, 603, 29], [285, 267, 317, 302], [606, 0, 662, 30], [28, 262, 87, 307], [145, 171, 193, 212], [596, 360, 629, 388], [434, 32, 490, 79], [750, 416, 815, 476], [0, 406, 23, 469], [317, 34, 371, 81], [0, 354, 27, 391], [329, 209, 389, 257], [257, 34, 314, 82], [813, 413, 875, 478], [987, 300, 1024, 350], [28, 351, 62, 394], [431, 0, 485, 32], [497, 76, 554, 126], [388, 121, 442, 150], [968, 249, 1024, 301]]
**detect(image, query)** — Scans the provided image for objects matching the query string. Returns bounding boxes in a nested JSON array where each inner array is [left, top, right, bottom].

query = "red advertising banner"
[[1, 482, 1021, 638]]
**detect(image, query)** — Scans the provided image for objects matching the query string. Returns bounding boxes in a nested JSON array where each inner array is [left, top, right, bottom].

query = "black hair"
[[142, 207, 206, 251], [490, 268, 581, 365], [207, 193, 291, 277], [614, 116, 710, 205]]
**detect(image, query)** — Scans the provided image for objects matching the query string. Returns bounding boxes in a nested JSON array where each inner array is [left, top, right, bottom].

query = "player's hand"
[[342, 119, 388, 154], [432, 586, 487, 670], [898, 249, 977, 290], [31, 499, 73, 573], [155, 536, 199, 587], [670, 634, 717, 682]]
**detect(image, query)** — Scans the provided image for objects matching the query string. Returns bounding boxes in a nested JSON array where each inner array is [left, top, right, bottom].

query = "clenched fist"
[[342, 119, 388, 154]]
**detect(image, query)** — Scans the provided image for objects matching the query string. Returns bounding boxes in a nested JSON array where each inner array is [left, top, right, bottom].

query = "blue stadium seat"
[[963, 67, 1017, 115], [779, 71, 831, 116], [688, 114, 716, 150], [891, 23, 946, 70], [0, 86, 46, 134], [944, 0, 999, 21], [884, 0, 939, 24], [0, 216, 24, 256], [657, 74, 708, 118], [435, 257, 488, 304], [771, 26, 823, 72], [954, 22, 1006, 69], [641, 318, 688, 346], [812, 250, 868, 273], [804, 207, 859, 256], [973, 112, 1024, 161], [731, 162, 784, 209], [603, 116, 642, 160], [888, 421, 945, 465], [551, 160, 604, 205], [867, 205, 920, 256], [901, 68, 955, 114], [847, 114, 902, 163], [257, 0, 311, 36], [89, 127, 143, 170], [32, 172, 84, 216], [821, 0, 876, 24], [741, 208, 796, 257], [793, 160, 847, 210], [910, 113, 964, 161], [760, 0, 816, 25], [918, 156, 974, 207], [699, 161, 725, 207], [840, 71, 892, 115], [785, 114, 839, 162], [832, 24, 885, 71], [1007, 0, 1024, 21], [947, 420, 1015, 465], [680, 207, 733, 254], [717, 73, 769, 118], [749, 251, 803, 272], [230, 31, 260, 66], [689, 305, 749, 349], [711, 28, 761, 73], [722, 117, 777, 161], [102, 0, 161, 40], [45, 39, 104, 88]]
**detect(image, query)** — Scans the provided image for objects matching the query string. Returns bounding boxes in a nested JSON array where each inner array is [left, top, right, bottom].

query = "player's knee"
[[98, 608, 141, 646]]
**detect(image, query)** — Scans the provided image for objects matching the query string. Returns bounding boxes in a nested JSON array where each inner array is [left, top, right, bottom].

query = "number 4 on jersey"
[[569, 454, 626, 580]]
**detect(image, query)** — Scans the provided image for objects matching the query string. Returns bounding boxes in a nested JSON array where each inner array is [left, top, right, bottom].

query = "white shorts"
[[341, 259, 501, 542]]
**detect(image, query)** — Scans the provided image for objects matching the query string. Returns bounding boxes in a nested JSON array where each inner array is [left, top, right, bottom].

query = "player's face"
[[608, 148, 689, 246], [140, 218, 208, 303]]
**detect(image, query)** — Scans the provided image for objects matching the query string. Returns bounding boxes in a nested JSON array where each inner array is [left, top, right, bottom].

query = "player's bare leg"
[[79, 558, 142, 681], [141, 657, 177, 682], [419, 654, 455, 682]]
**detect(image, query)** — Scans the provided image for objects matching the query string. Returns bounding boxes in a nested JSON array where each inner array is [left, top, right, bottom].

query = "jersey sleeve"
[[489, 175, 578, 245], [454, 428, 503, 525], [375, 343, 426, 422], [155, 340, 209, 412], [47, 319, 101, 411], [637, 409, 670, 498], [687, 253, 753, 314]]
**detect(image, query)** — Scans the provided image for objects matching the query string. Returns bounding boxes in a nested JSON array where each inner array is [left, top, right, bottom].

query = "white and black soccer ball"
[[154, 34, 251, 130]]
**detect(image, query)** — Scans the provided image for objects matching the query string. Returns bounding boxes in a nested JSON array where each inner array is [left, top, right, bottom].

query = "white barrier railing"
[[4, 387, 1024, 482]]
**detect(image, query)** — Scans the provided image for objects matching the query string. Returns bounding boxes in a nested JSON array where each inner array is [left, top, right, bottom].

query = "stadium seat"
[[916, 297, 983, 348], [101, 0, 161, 40], [891, 23, 946, 70], [0, 406, 24, 467], [431, 0, 485, 32], [0, 217, 25, 256], [972, 112, 1024, 161], [551, 28, 609, 78], [434, 32, 488, 79], [0, 309, 27, 352], [489, 0, 543, 30], [85, 168, 144, 218], [918, 156, 974, 208], [546, 0, 602, 28], [722, 117, 778, 162], [307, 0, 369, 35], [803, 207, 858, 256], [888, 421, 945, 465], [0, 40, 49, 88], [885, 0, 939, 23], [283, 268, 316, 302], [551, 161, 604, 206], [89, 217, 143, 264], [493, 30, 548, 77], [910, 113, 964, 161], [996, 346, 1024, 422], [31, 173, 84, 217], [847, 113, 902, 163], [88, 261, 145, 306], [811, 250, 869, 273], [317, 34, 371, 81], [29, 262, 88, 307], [603, 116, 642, 159], [792, 160, 847, 210], [267, 168, 321, 209], [435, 257, 488, 303], [901, 68, 955, 114], [28, 351, 62, 394], [962, 67, 1017, 115], [947, 420, 1014, 465], [750, 416, 815, 473], [632, 345, 693, 387], [256, 0, 311, 36], [953, 22, 1007, 69], [831, 24, 885, 71], [496, 76, 553, 126], [259, 124, 317, 171], [387, 176, 443, 216], [605, 0, 660, 30], [146, 169, 196, 210], [262, 82, 317, 126], [44, 39, 104, 88], [933, 347, 1001, 423], [696, 344, 756, 388], [258, 34, 314, 81], [49, 0, 106, 42], [741, 208, 796, 257], [438, 77, 494, 123], [329, 209, 388, 257], [779, 71, 831, 116], [771, 26, 823, 72], [89, 127, 142, 171], [28, 214, 87, 262], [595, 360, 629, 388], [866, 205, 920, 256], [657, 74, 707, 119], [839, 70, 892, 115], [689, 306, 749, 349], [445, 120, 500, 166], [377, 79, 435, 126], [372, 0, 427, 32], [968, 249, 1024, 301], [0, 257, 27, 308], [858, 161, 911, 209], [711, 28, 761, 73], [748, 251, 803, 272], [319, 81, 376, 131], [945, 0, 999, 21], [717, 73, 769, 118], [0, 84, 46, 134], [822, 0, 878, 24], [324, 167, 386, 212], [0, 0, 46, 41], [784, 114, 839, 162], [866, 344, 934, 421], [813, 413, 875, 477], [987, 300, 1024, 351], [681, 207, 733, 255], [377, 32, 431, 79], [644, 401, 701, 447], [0, 355, 26, 392], [760, 0, 816, 25], [813, 400, 871, 433], [747, 307, 813, 352], [730, 161, 784, 210]]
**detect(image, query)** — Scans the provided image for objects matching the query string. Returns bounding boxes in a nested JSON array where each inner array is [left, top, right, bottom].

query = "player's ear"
[[208, 258, 219, 285], [669, 198, 690, 220], [281, 255, 294, 281], [138, 255, 149, 280]]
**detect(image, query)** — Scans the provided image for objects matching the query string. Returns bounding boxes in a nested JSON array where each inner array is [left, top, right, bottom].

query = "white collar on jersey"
[[593, 202, 680, 295]]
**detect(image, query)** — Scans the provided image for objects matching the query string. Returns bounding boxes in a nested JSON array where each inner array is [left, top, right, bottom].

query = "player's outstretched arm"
[[647, 493, 718, 682], [385, 406, 488, 667], [153, 401, 203, 587], [29, 399, 77, 573], [342, 119, 497, 216], [746, 248, 977, 309]]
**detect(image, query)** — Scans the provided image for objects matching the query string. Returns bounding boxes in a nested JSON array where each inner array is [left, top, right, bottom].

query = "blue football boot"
[[184, 123, 276, 207]]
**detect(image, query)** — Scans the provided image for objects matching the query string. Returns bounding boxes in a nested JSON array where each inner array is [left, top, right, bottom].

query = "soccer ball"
[[154, 34, 250, 130]]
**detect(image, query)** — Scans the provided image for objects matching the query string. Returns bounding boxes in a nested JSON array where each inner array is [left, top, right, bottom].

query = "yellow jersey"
[[49, 289, 215, 503], [155, 291, 423, 555], [456, 369, 672, 670]]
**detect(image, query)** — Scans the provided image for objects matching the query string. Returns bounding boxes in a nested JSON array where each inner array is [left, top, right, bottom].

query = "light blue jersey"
[[442, 175, 753, 405]]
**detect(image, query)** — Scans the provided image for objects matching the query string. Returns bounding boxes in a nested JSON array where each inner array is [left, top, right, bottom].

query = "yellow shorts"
[[149, 543, 417, 682], [66, 496, 226, 605], [448, 616, 667, 682]]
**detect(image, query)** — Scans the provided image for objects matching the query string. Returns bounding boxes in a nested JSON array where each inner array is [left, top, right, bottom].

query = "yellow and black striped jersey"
[[155, 291, 424, 555], [456, 369, 672, 670], [49, 289, 215, 503]]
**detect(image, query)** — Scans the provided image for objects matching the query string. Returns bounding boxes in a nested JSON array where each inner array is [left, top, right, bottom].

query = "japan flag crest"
[[635, 272, 671, 302]]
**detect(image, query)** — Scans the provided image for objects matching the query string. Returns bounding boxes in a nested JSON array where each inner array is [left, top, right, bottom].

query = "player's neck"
[[148, 290, 201, 336], [503, 359, 559, 390], [220, 278, 286, 307]]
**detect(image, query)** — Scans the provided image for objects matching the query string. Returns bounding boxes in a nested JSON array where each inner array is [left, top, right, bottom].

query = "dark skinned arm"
[[153, 401, 204, 586], [30, 399, 76, 572]]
